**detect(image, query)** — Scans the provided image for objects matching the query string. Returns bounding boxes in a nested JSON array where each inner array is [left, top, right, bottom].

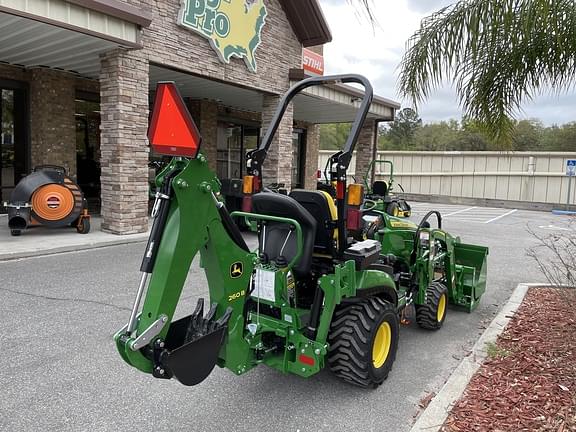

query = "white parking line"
[[484, 209, 517, 224], [443, 206, 477, 217]]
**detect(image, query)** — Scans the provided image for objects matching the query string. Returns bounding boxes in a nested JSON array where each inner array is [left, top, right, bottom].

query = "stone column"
[[261, 94, 293, 189], [99, 49, 149, 234], [355, 119, 377, 185], [29, 69, 76, 177], [185, 98, 218, 172], [304, 123, 320, 189]]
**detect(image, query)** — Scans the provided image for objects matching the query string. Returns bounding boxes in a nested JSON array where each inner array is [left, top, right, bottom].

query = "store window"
[[75, 93, 101, 204], [0, 81, 28, 210], [216, 122, 259, 180]]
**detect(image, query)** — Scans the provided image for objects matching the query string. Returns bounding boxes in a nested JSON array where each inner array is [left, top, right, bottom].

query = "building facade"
[[0, 0, 398, 234]]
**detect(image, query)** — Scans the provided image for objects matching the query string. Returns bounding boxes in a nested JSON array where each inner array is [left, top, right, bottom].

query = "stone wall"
[[304, 123, 320, 189], [261, 94, 293, 188], [99, 49, 150, 234]]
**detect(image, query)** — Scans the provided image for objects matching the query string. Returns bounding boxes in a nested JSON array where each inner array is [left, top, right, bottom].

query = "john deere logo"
[[230, 261, 243, 278], [178, 0, 267, 72]]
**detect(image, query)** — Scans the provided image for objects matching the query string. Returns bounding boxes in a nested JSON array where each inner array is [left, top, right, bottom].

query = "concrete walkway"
[[0, 214, 149, 261]]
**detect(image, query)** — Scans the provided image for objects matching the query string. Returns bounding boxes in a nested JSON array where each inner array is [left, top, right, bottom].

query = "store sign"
[[178, 0, 268, 73], [302, 48, 324, 76]]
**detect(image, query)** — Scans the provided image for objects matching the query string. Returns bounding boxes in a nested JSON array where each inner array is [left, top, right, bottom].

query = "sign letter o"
[[214, 12, 230, 37]]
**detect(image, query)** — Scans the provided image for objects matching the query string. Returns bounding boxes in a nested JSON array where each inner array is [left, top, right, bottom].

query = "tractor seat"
[[372, 181, 388, 197], [289, 189, 338, 256], [252, 193, 317, 278]]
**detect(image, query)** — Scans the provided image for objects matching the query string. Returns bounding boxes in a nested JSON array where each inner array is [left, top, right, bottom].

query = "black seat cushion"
[[289, 189, 336, 255], [252, 193, 317, 278], [372, 181, 388, 197]]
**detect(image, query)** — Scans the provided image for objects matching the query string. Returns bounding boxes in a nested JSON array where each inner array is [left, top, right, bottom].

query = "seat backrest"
[[289, 189, 337, 255], [372, 181, 388, 197], [252, 193, 317, 278], [316, 181, 336, 198]]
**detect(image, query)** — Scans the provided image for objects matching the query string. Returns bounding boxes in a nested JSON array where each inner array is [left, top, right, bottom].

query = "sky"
[[318, 0, 575, 126]]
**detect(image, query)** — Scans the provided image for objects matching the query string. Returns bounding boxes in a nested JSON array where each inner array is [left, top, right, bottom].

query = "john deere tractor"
[[114, 74, 488, 389], [363, 159, 411, 218]]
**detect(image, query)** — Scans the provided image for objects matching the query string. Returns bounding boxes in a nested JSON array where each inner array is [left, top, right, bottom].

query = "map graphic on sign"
[[178, 0, 268, 73]]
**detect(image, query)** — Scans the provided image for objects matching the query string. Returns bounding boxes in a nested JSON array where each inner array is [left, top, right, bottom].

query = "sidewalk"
[[0, 215, 150, 261]]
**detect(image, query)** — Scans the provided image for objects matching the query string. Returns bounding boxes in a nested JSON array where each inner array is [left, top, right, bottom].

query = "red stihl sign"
[[148, 82, 202, 158], [302, 48, 324, 76]]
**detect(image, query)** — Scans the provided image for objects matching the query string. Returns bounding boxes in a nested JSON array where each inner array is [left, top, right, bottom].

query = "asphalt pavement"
[[0, 203, 568, 432]]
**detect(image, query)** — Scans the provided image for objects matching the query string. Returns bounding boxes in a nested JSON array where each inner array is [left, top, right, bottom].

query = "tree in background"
[[387, 108, 422, 148], [319, 123, 352, 150], [398, 0, 576, 144]]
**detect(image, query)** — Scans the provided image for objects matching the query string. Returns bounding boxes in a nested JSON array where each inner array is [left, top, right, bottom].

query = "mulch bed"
[[442, 288, 576, 432]]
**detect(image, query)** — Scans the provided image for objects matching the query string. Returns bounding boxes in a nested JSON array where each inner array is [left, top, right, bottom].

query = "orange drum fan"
[[3, 165, 90, 236]]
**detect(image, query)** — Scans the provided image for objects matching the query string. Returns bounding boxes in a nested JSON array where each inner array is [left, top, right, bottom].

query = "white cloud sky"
[[318, 0, 575, 125]]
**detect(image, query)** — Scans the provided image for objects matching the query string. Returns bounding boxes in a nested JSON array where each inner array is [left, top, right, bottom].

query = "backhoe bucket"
[[161, 299, 232, 386], [452, 242, 488, 312]]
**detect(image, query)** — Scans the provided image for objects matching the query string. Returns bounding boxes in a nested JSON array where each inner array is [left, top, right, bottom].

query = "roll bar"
[[246, 74, 373, 180]]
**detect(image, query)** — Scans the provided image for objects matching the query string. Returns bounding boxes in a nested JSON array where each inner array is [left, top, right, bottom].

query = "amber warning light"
[[148, 82, 202, 157]]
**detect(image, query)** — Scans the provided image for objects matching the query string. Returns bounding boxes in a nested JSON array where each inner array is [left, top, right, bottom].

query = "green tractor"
[[114, 74, 488, 390], [363, 159, 412, 218]]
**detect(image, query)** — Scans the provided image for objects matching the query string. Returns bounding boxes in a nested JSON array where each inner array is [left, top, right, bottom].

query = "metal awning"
[[0, 0, 150, 78], [149, 64, 399, 124]]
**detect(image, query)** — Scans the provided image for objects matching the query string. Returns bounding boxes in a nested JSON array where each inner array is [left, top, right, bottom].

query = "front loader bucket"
[[452, 242, 488, 312], [160, 299, 232, 386]]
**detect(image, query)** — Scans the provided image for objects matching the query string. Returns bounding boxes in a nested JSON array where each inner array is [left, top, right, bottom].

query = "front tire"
[[386, 201, 400, 217], [328, 297, 399, 388], [416, 281, 448, 330]]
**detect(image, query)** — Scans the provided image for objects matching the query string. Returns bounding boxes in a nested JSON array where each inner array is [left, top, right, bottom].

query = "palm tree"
[[396, 0, 576, 143]]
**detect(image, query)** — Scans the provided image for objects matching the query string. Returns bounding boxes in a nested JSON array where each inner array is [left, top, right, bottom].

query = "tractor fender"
[[352, 269, 398, 306]]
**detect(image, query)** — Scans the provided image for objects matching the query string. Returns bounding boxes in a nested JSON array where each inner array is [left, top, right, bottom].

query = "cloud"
[[405, 0, 453, 13], [319, 0, 576, 125]]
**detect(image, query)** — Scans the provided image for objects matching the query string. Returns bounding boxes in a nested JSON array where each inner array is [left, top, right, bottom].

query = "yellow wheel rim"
[[372, 322, 392, 368], [437, 294, 447, 322], [393, 206, 399, 217]]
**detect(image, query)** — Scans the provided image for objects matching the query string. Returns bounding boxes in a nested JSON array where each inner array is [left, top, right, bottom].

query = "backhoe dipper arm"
[[246, 74, 374, 180]]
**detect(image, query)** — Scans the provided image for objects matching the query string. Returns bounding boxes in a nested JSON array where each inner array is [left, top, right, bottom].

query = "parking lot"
[[0, 202, 571, 432]]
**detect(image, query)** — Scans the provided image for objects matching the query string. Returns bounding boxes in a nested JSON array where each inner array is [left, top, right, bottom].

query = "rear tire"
[[328, 297, 399, 388], [416, 281, 448, 330]]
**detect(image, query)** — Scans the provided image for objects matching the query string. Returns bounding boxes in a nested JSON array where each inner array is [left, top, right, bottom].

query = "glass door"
[[1, 82, 28, 209]]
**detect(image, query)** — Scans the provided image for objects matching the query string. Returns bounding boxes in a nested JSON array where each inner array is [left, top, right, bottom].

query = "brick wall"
[[29, 69, 77, 177], [99, 49, 150, 234]]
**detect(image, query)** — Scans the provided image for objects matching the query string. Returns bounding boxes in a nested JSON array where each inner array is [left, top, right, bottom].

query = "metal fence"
[[318, 150, 576, 206]]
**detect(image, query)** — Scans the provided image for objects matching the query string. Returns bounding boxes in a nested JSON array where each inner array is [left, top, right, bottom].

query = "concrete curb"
[[0, 233, 149, 261], [410, 283, 536, 432]]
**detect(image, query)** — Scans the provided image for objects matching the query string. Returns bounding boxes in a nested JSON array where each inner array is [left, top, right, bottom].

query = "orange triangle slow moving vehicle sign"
[[148, 82, 202, 157]]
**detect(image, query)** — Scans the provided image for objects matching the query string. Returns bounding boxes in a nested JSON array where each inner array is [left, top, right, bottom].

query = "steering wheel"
[[361, 199, 378, 213], [410, 211, 442, 264]]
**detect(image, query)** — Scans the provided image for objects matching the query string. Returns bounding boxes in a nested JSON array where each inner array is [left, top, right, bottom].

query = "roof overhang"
[[0, 0, 151, 77], [278, 0, 332, 47], [150, 64, 398, 124]]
